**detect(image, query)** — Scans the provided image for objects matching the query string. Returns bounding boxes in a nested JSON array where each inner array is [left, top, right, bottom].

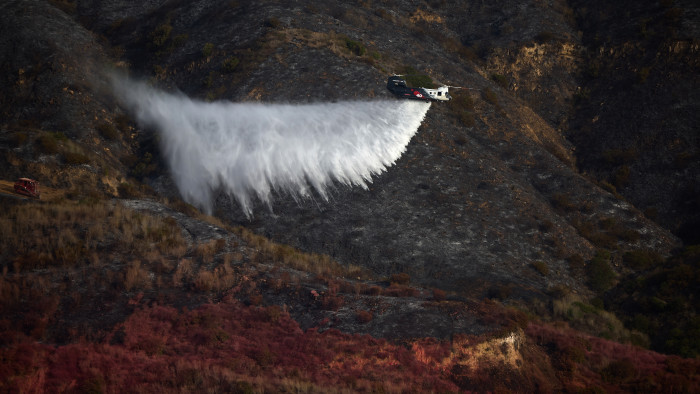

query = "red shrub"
[[432, 288, 447, 301], [356, 310, 373, 324]]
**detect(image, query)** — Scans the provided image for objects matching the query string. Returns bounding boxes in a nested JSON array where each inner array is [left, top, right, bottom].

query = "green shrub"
[[345, 38, 366, 56], [202, 42, 214, 58], [150, 22, 172, 47], [221, 57, 240, 73], [153, 64, 166, 76], [172, 33, 188, 48], [203, 72, 214, 88], [491, 73, 508, 88]]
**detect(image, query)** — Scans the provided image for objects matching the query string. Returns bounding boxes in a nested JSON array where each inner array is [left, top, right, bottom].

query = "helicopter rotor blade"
[[446, 86, 480, 91]]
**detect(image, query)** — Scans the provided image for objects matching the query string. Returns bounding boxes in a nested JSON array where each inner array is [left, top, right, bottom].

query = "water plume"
[[113, 77, 430, 217]]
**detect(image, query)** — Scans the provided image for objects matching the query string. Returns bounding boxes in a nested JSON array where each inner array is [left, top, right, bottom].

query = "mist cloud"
[[113, 77, 430, 217]]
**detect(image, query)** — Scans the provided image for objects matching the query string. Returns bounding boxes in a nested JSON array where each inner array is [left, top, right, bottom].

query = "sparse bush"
[[587, 250, 616, 293], [532, 261, 549, 276], [124, 260, 149, 291], [265, 17, 282, 29], [96, 122, 119, 140], [221, 57, 240, 73], [194, 271, 216, 292], [153, 64, 166, 77], [321, 293, 344, 310], [172, 259, 194, 287], [389, 272, 410, 285], [432, 288, 446, 301], [195, 239, 221, 264], [36, 133, 59, 154], [491, 73, 508, 88], [363, 285, 382, 296], [172, 33, 188, 48], [383, 283, 419, 297], [356, 310, 373, 323], [150, 22, 172, 47], [612, 165, 631, 187], [482, 87, 498, 105], [115, 113, 131, 132], [574, 87, 590, 103], [548, 284, 571, 299], [449, 93, 476, 127], [451, 93, 474, 111], [551, 193, 576, 212], [117, 182, 139, 198], [345, 38, 366, 56], [375, 8, 393, 22], [201, 42, 214, 58], [488, 284, 512, 300], [623, 250, 662, 270], [459, 111, 475, 127], [535, 31, 556, 43], [63, 151, 90, 165]]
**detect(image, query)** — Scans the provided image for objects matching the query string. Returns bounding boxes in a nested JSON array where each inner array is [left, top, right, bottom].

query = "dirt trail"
[[0, 179, 65, 200]]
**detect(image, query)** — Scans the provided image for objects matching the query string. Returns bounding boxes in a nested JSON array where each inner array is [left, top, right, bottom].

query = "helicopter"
[[386, 75, 466, 102]]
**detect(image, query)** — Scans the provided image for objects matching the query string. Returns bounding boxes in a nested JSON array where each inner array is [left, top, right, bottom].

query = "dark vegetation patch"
[[605, 245, 700, 357]]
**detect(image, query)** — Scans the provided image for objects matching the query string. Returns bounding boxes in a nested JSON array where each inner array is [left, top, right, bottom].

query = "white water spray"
[[113, 77, 430, 217]]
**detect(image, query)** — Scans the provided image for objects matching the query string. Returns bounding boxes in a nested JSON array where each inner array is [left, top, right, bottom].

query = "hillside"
[[1, 0, 699, 392]]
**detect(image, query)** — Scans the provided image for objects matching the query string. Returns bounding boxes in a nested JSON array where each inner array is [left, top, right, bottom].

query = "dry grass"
[[551, 292, 642, 345], [124, 260, 150, 291], [233, 226, 369, 279]]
